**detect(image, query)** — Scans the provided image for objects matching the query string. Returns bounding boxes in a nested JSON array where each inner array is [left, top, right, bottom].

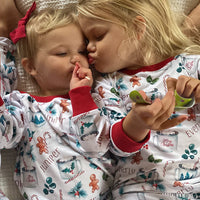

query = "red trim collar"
[[20, 92, 70, 102], [120, 57, 174, 75]]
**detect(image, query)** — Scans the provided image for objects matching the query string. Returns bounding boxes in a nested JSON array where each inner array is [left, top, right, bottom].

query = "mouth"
[[88, 55, 95, 65]]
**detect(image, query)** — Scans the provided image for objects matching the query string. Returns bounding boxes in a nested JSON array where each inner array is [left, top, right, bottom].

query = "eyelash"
[[56, 53, 67, 56], [96, 34, 104, 41], [79, 50, 87, 55], [55, 50, 87, 57]]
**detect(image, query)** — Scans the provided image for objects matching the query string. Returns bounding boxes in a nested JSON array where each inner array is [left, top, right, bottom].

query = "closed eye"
[[56, 52, 67, 56], [79, 49, 87, 56], [96, 34, 105, 41]]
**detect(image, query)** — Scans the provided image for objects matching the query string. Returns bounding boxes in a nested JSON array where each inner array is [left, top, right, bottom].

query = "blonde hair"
[[17, 7, 78, 60], [16, 6, 78, 94], [78, 0, 200, 65]]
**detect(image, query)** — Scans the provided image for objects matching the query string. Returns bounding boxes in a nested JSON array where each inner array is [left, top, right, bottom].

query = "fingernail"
[[85, 76, 90, 80], [75, 62, 81, 68]]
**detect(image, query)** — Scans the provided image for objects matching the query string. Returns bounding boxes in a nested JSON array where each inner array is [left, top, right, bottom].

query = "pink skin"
[[0, 1, 93, 96], [124, 90, 187, 142], [23, 24, 91, 96], [78, 16, 143, 74], [167, 75, 200, 103], [0, 0, 22, 37], [70, 62, 93, 90], [125, 74, 200, 142], [78, 15, 187, 142], [185, 2, 200, 30]]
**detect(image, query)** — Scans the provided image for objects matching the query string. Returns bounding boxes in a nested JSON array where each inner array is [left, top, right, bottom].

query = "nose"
[[87, 41, 96, 53], [70, 55, 80, 64]]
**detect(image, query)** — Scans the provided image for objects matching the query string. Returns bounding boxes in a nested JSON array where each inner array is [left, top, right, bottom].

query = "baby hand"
[[167, 75, 200, 103], [70, 62, 93, 90], [133, 91, 187, 130], [123, 91, 187, 142]]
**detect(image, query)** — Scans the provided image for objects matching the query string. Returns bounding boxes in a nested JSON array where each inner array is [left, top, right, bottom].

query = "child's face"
[[79, 16, 139, 73], [32, 23, 88, 96]]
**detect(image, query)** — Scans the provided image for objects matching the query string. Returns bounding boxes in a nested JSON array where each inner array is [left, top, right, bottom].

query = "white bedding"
[[0, 150, 23, 200], [16, 0, 200, 95], [0, 0, 199, 199], [170, 0, 199, 14]]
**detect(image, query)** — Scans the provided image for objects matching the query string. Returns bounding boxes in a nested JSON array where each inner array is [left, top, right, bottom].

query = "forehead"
[[78, 16, 110, 32], [39, 24, 84, 47]]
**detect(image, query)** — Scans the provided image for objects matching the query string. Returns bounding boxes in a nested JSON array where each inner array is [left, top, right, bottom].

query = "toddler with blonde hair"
[[0, 2, 116, 199], [77, 0, 200, 199]]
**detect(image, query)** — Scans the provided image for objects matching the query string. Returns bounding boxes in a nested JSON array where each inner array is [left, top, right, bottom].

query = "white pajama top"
[[93, 55, 200, 199], [0, 38, 149, 200]]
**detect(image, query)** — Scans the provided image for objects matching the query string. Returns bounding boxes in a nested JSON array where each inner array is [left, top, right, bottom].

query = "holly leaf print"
[[147, 76, 159, 84], [84, 122, 93, 128]]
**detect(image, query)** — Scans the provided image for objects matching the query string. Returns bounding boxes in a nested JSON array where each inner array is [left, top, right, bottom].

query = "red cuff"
[[69, 86, 98, 116], [111, 118, 150, 153], [0, 97, 4, 106]]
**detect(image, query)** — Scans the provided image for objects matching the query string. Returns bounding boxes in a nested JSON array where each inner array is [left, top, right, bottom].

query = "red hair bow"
[[10, 2, 36, 44]]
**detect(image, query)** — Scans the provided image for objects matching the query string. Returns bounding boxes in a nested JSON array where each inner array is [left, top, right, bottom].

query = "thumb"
[[139, 90, 149, 101]]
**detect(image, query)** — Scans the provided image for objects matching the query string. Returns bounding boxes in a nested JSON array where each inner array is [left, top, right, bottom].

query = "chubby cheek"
[[48, 72, 72, 90], [102, 43, 117, 60], [60, 70, 73, 85], [99, 55, 124, 73], [97, 51, 117, 73]]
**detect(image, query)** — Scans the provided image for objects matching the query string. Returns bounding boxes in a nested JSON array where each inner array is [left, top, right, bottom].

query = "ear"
[[21, 58, 37, 76], [134, 16, 146, 40]]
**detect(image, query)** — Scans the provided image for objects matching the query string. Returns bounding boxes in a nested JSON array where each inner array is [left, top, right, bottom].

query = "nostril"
[[74, 56, 80, 62], [71, 55, 80, 64]]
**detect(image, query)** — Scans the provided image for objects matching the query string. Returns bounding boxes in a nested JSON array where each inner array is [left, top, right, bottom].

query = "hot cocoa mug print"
[[57, 156, 81, 180], [153, 131, 179, 152], [175, 164, 198, 181], [22, 166, 38, 188]]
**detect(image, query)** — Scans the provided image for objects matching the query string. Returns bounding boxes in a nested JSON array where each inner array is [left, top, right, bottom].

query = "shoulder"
[[174, 54, 200, 74]]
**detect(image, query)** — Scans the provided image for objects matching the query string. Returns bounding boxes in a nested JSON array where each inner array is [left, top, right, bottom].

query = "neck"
[[126, 54, 169, 70], [38, 89, 69, 97]]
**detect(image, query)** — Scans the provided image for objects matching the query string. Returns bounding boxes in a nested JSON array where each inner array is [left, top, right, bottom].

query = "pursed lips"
[[88, 55, 95, 65]]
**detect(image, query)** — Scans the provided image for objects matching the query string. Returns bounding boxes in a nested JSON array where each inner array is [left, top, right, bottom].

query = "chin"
[[95, 69, 105, 73], [94, 65, 109, 74], [94, 66, 103, 73]]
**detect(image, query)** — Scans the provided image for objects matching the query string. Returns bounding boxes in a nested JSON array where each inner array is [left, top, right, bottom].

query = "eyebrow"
[[79, 43, 87, 49], [86, 26, 106, 38], [84, 26, 95, 34]]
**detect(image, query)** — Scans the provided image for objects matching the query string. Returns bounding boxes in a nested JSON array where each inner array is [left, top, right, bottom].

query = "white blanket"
[[1, 0, 199, 199], [170, 0, 199, 14]]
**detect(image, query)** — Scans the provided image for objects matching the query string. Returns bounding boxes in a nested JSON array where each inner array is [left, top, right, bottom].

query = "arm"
[[182, 2, 200, 38], [0, 37, 24, 149], [94, 73, 187, 157], [122, 90, 187, 141], [0, 0, 22, 38], [93, 73, 150, 156], [69, 86, 111, 156], [69, 64, 145, 157], [0, 0, 21, 94], [69, 63, 111, 156], [0, 93, 26, 149], [185, 3, 200, 30], [0, 37, 17, 95]]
